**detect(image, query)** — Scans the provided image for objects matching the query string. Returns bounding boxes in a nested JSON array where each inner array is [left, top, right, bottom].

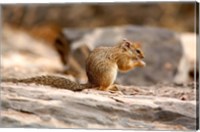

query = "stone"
[[0, 82, 196, 130]]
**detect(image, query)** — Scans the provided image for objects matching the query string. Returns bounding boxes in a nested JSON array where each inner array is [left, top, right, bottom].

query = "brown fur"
[[86, 39, 145, 91], [2, 75, 90, 91]]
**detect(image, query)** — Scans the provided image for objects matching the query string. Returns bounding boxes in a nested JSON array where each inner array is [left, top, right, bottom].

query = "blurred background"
[[1, 3, 198, 86], [2, 3, 197, 32]]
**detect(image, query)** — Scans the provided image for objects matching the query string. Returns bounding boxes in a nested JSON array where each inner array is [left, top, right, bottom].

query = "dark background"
[[2, 3, 197, 32]]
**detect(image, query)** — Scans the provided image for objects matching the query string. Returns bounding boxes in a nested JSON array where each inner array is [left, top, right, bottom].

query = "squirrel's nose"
[[140, 54, 144, 59]]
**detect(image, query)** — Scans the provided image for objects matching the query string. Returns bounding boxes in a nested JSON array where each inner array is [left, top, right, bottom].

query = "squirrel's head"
[[119, 39, 145, 59]]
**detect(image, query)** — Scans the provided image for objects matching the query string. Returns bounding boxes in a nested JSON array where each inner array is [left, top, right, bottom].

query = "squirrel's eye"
[[136, 49, 141, 54]]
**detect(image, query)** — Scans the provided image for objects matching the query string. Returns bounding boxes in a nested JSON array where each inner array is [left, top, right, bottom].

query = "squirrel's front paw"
[[139, 60, 146, 67]]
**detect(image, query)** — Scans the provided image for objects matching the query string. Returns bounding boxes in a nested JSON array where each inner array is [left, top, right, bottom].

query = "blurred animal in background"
[[174, 33, 198, 84], [24, 23, 87, 79], [28, 23, 71, 67]]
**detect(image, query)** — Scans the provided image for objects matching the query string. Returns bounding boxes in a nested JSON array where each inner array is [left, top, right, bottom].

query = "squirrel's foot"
[[98, 85, 123, 95], [99, 85, 122, 91], [98, 85, 119, 91], [109, 85, 123, 95], [138, 60, 146, 67], [108, 85, 119, 91]]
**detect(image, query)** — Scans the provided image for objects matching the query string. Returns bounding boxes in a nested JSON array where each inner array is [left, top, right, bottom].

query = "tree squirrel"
[[2, 39, 146, 91]]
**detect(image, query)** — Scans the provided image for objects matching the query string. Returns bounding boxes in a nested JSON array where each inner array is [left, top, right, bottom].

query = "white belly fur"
[[110, 64, 118, 84]]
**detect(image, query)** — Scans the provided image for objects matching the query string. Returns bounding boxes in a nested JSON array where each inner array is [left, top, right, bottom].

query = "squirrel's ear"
[[122, 39, 131, 47], [120, 41, 131, 50]]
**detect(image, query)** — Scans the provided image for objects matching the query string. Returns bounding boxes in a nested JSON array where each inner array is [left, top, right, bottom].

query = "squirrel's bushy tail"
[[2, 75, 93, 91]]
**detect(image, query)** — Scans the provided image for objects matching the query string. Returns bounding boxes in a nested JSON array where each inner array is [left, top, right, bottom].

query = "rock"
[[1, 26, 64, 73], [0, 82, 196, 130], [65, 25, 183, 86], [1, 26, 86, 82]]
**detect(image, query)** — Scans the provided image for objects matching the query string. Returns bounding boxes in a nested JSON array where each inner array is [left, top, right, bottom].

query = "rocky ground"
[[0, 82, 196, 130], [0, 25, 197, 130]]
